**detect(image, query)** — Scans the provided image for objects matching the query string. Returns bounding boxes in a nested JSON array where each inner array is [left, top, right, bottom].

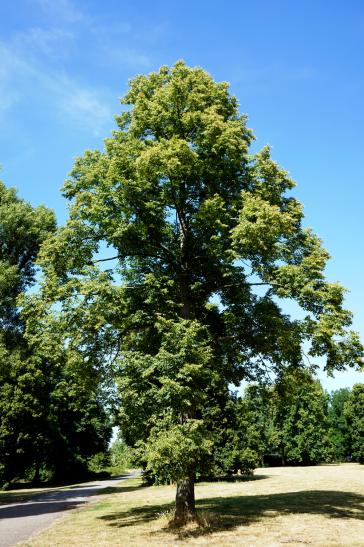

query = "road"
[[0, 473, 135, 546]]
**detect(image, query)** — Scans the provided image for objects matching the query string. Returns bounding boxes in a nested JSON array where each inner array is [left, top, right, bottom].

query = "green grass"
[[23, 464, 364, 546]]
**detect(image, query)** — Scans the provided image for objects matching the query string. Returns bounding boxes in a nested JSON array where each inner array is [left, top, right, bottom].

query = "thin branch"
[[217, 334, 238, 342], [302, 350, 313, 367], [92, 252, 164, 264], [92, 255, 120, 263], [222, 281, 281, 288]]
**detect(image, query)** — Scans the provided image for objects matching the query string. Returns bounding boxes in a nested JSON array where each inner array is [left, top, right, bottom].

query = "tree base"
[[174, 476, 196, 526]]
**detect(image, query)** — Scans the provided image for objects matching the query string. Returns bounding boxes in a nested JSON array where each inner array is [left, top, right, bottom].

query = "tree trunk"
[[175, 213, 196, 525], [33, 460, 40, 485], [174, 474, 196, 524]]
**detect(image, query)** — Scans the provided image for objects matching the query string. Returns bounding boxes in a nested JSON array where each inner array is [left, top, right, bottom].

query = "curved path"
[[0, 473, 136, 546]]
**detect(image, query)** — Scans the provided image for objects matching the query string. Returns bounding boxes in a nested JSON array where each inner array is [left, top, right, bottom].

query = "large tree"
[[35, 62, 363, 522]]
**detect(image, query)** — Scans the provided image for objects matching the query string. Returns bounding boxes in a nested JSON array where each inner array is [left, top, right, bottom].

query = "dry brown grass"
[[23, 464, 364, 546]]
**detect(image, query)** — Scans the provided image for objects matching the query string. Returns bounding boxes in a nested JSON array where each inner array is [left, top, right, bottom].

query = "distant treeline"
[[230, 371, 363, 471]]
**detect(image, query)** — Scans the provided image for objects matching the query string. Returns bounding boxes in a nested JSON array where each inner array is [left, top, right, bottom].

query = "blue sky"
[[1, 0, 363, 390]]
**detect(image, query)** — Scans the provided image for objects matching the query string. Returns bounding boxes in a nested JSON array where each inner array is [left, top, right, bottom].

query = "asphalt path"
[[0, 473, 136, 546]]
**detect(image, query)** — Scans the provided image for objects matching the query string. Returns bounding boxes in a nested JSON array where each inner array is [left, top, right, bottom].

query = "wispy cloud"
[[34, 0, 83, 23], [0, 43, 29, 111], [49, 73, 113, 134], [0, 4, 162, 134], [87, 22, 156, 70], [12, 26, 75, 60], [231, 65, 318, 86], [291, 67, 318, 81], [104, 47, 153, 69], [0, 41, 113, 135]]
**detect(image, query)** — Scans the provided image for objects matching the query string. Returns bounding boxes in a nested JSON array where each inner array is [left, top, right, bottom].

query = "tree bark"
[[174, 198, 196, 525], [174, 474, 196, 524]]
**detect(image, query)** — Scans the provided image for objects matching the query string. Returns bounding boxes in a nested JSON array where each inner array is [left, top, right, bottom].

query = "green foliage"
[[0, 181, 55, 484], [0, 348, 45, 483], [88, 452, 111, 473], [236, 373, 337, 467], [328, 388, 352, 461], [212, 437, 259, 477], [0, 327, 112, 485], [236, 384, 274, 458], [0, 182, 55, 326], [344, 384, 364, 463], [143, 420, 213, 483], [109, 435, 133, 472], [0, 181, 111, 486], [34, 61, 362, 495], [208, 384, 271, 476], [270, 369, 334, 465]]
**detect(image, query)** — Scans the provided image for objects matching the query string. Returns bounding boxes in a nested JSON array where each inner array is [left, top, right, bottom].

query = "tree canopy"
[[33, 61, 363, 521]]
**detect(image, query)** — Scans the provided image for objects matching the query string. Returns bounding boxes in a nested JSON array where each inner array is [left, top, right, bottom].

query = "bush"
[[87, 452, 111, 473]]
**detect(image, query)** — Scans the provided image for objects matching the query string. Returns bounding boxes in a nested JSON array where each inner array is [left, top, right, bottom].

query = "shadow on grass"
[[98, 489, 364, 539], [198, 474, 271, 484]]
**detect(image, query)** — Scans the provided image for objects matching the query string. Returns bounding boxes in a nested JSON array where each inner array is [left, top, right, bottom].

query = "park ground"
[[22, 464, 363, 546]]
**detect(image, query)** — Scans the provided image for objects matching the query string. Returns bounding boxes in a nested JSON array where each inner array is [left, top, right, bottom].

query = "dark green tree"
[[0, 181, 55, 484], [35, 62, 362, 522], [270, 369, 333, 465], [328, 388, 352, 461], [0, 181, 55, 341], [344, 383, 364, 463], [235, 384, 273, 465], [0, 181, 111, 485]]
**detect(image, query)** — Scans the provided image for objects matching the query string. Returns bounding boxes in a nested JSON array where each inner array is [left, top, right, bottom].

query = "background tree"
[[0, 181, 55, 484], [328, 388, 352, 461], [236, 375, 337, 467], [36, 62, 363, 522], [0, 182, 111, 486], [269, 369, 333, 465], [234, 384, 273, 467], [344, 383, 364, 463]]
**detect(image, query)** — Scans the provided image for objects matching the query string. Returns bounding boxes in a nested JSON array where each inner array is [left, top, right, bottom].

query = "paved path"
[[0, 473, 136, 546]]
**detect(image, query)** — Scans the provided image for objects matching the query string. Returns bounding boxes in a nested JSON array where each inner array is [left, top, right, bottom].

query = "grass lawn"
[[23, 464, 364, 546]]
